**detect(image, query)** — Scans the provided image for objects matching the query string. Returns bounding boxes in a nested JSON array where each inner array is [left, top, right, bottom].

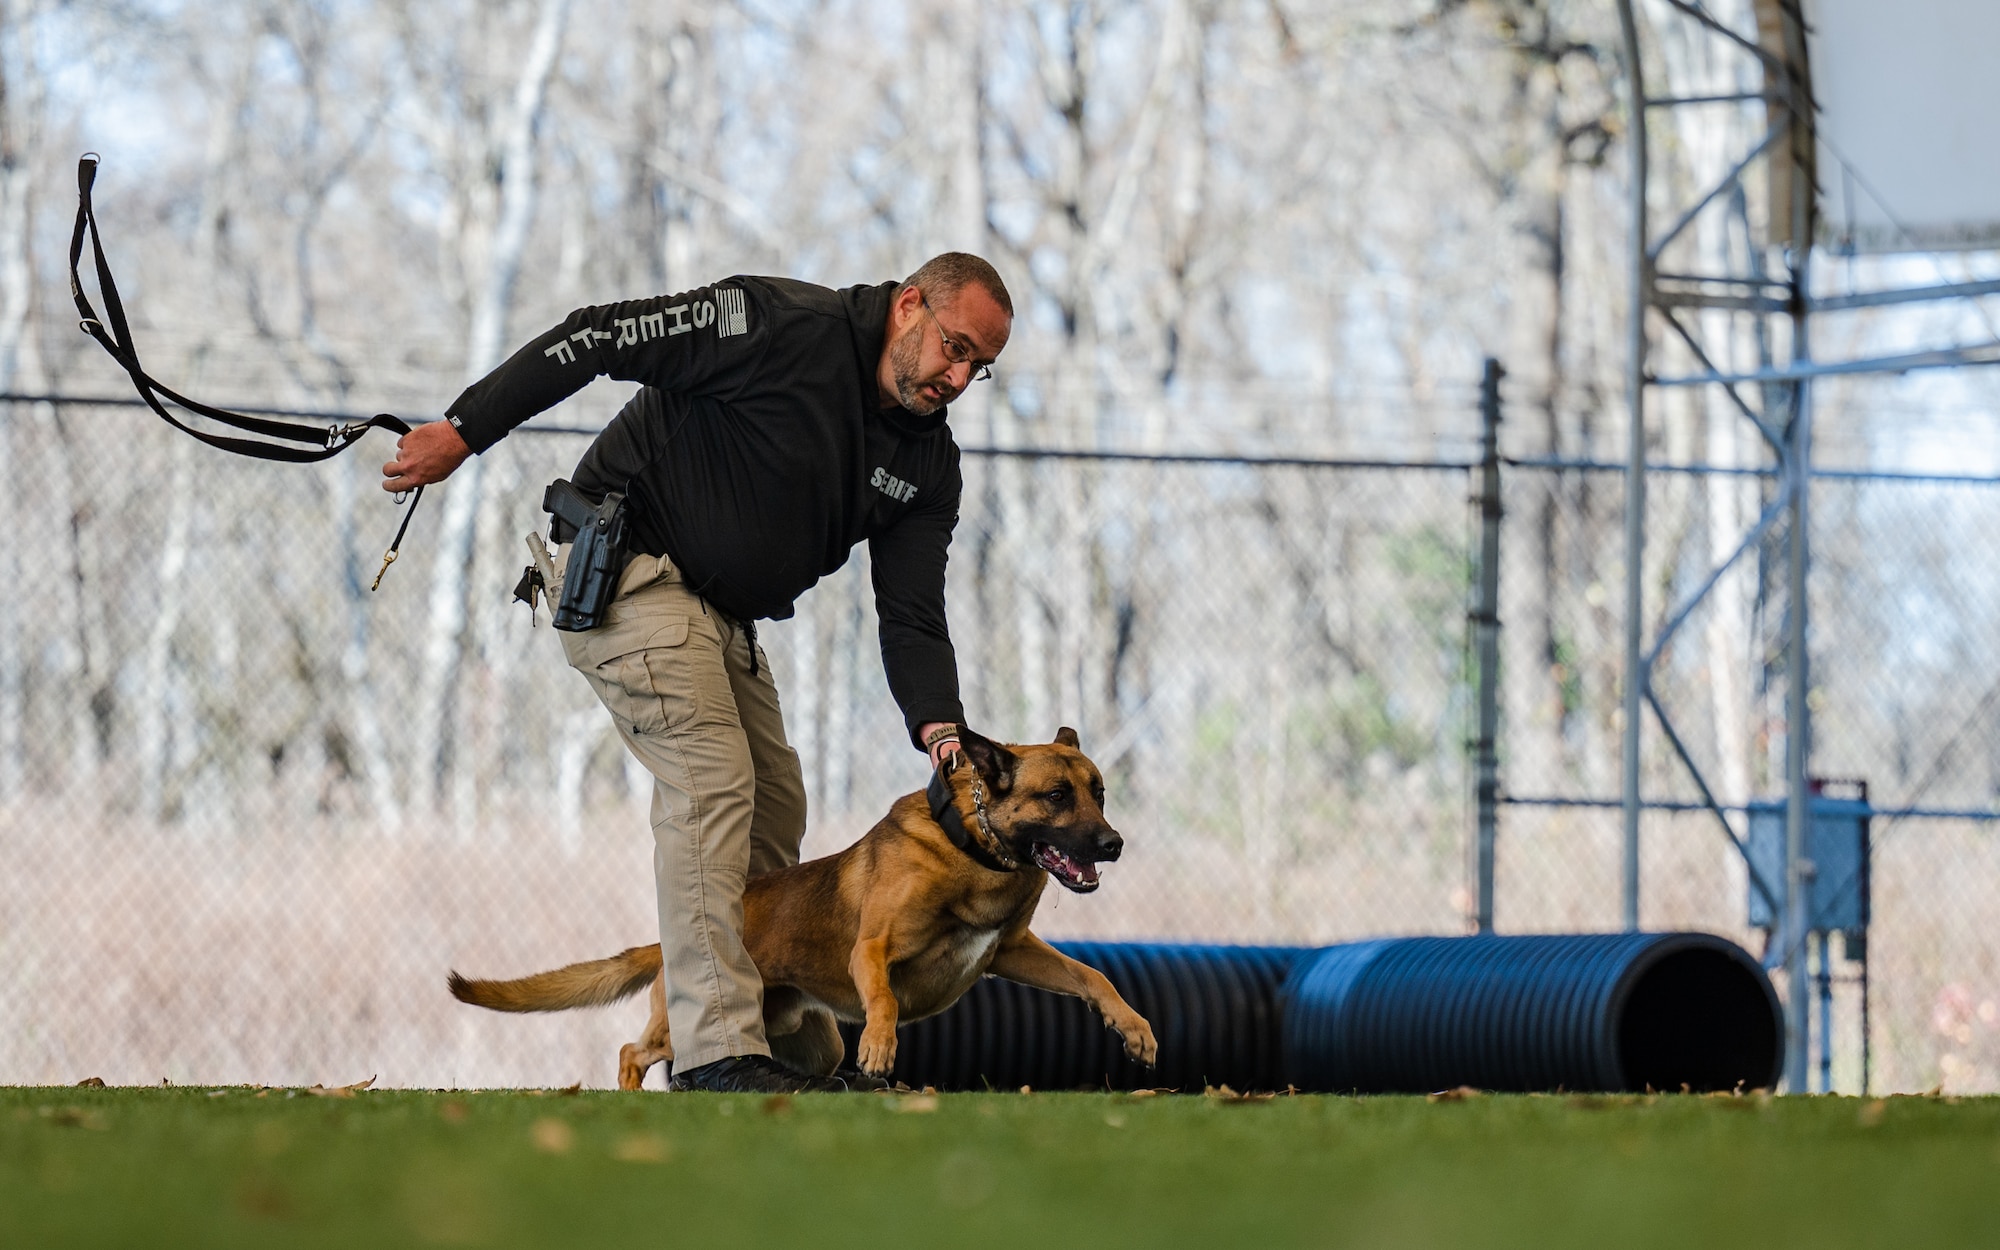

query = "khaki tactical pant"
[[554, 549, 807, 1075]]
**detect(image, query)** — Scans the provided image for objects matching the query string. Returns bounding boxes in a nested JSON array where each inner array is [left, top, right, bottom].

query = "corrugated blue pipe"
[[1282, 932, 1783, 1093], [842, 932, 1780, 1094], [850, 942, 1311, 1092]]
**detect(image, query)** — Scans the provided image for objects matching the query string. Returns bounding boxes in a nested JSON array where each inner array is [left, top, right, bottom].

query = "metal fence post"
[[1473, 360, 1505, 934], [1782, 343, 1815, 1094], [1779, 1, 1817, 1094], [1617, 0, 1648, 934]]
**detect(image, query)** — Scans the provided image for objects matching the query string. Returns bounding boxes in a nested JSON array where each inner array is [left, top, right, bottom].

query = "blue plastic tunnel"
[[858, 942, 1309, 1092], [1282, 932, 1784, 1093], [850, 932, 1781, 1094]]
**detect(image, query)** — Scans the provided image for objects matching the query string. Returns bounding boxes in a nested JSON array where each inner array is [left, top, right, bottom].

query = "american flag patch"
[[716, 287, 748, 337]]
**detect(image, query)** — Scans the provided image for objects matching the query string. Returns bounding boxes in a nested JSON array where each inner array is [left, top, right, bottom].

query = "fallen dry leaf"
[[252, 1121, 290, 1159], [1125, 1089, 1162, 1100], [612, 1133, 672, 1163], [762, 1094, 794, 1117], [304, 1075, 376, 1099], [892, 1094, 940, 1113], [1427, 1086, 1482, 1103], [40, 1106, 108, 1130], [1204, 1084, 1276, 1103], [530, 1117, 574, 1154], [1858, 1099, 1887, 1127], [235, 1176, 294, 1221], [554, 1082, 582, 1097], [74, 1077, 105, 1089]]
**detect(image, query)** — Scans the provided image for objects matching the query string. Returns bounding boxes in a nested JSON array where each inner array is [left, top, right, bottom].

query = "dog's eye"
[[1044, 786, 1070, 804]]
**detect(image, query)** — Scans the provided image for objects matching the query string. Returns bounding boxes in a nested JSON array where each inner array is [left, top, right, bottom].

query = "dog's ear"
[[957, 724, 1018, 793], [1054, 726, 1080, 749]]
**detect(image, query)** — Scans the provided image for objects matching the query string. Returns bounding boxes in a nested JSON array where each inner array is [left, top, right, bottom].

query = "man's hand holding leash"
[[383, 419, 472, 491]]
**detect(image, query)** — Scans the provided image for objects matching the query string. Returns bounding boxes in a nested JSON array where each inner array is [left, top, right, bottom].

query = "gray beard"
[[890, 322, 946, 415]]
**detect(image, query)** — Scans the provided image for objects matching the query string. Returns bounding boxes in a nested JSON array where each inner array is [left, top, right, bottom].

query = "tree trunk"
[[412, 0, 569, 829], [0, 0, 41, 800], [1656, 0, 1763, 805], [138, 437, 193, 822]]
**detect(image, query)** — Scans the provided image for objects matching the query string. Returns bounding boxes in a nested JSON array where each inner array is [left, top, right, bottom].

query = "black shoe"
[[833, 1065, 892, 1092], [668, 1054, 849, 1094]]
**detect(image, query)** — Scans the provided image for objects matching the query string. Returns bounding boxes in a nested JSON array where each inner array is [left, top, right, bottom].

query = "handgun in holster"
[[540, 478, 630, 632]]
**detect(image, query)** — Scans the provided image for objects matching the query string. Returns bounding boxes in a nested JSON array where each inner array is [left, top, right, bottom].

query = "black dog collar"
[[926, 759, 1017, 873]]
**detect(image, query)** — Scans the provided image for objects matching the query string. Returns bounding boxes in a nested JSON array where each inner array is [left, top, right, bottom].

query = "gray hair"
[[899, 252, 1013, 318]]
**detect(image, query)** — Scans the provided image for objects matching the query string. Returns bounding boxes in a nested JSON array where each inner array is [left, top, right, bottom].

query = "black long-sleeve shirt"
[[445, 276, 964, 744]]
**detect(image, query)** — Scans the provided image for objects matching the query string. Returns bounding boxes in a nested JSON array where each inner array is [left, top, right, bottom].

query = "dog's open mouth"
[[1032, 843, 1101, 893]]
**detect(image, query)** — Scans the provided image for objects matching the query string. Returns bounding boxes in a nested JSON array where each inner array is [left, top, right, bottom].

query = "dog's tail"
[[447, 944, 662, 1014]]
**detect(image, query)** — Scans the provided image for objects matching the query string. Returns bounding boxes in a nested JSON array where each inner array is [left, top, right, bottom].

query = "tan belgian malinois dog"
[[449, 725, 1158, 1087]]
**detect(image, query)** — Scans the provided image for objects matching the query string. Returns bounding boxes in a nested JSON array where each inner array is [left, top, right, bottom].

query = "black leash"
[[67, 154, 421, 589]]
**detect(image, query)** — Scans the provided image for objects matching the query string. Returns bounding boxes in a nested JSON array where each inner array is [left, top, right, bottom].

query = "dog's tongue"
[[1034, 844, 1100, 889]]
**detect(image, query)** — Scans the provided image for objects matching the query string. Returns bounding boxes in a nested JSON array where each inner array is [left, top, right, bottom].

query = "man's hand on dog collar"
[[921, 721, 962, 768]]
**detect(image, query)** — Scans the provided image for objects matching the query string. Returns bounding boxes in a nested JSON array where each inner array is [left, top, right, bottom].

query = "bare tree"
[[393, 0, 569, 827], [0, 0, 42, 801]]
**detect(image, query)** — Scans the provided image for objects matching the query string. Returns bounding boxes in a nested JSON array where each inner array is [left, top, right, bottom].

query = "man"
[[384, 254, 1013, 1093]]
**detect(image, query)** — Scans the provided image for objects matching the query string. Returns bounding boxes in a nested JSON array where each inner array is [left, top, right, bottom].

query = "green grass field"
[[4, 1085, 1995, 1249]]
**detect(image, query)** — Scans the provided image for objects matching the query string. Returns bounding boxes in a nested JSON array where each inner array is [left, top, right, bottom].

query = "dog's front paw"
[[1116, 1014, 1159, 1067], [856, 1024, 899, 1077]]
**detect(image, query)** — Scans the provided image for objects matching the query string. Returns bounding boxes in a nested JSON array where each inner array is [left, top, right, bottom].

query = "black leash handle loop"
[[69, 155, 423, 588]]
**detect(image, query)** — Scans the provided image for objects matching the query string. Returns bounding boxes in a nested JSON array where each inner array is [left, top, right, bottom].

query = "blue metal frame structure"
[[1615, 0, 2000, 1092]]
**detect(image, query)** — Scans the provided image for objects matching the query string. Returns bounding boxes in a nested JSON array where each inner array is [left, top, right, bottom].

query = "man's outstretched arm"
[[871, 468, 967, 757], [383, 279, 771, 493]]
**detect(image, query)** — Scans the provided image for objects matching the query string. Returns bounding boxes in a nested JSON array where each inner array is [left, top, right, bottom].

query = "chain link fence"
[[2, 393, 1995, 1092], [1494, 456, 2000, 1094]]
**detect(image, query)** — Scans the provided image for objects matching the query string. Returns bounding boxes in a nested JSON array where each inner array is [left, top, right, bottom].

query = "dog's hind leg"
[[762, 985, 808, 1037], [618, 971, 673, 1090], [768, 1005, 843, 1077]]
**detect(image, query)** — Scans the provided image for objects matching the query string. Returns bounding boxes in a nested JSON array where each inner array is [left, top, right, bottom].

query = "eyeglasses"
[[919, 293, 995, 382]]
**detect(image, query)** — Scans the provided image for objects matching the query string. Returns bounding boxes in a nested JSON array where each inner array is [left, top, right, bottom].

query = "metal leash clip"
[[370, 484, 425, 592]]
